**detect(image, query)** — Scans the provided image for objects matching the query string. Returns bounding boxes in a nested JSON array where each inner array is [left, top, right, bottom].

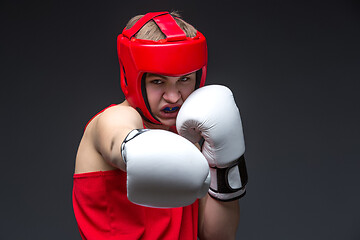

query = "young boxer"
[[73, 11, 248, 240]]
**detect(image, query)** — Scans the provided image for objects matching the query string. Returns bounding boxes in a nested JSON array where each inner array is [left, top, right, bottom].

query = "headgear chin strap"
[[117, 11, 208, 125]]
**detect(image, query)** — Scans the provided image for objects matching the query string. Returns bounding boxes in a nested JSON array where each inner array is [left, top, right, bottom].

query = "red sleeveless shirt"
[[73, 105, 199, 240]]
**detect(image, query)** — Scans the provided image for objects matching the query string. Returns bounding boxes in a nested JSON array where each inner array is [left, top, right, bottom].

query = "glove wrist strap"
[[208, 155, 248, 201]]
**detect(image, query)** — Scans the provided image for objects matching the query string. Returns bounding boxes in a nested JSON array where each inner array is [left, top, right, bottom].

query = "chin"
[[159, 118, 176, 127]]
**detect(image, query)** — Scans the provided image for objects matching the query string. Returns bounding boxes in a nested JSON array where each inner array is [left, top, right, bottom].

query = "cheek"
[[182, 83, 196, 100], [146, 86, 162, 109], [182, 89, 193, 100]]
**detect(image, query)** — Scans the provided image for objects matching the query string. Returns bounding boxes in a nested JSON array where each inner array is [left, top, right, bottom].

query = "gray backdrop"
[[1, 0, 359, 239]]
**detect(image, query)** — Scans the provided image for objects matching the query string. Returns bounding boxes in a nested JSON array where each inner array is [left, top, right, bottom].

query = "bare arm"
[[198, 195, 240, 240], [92, 105, 144, 171]]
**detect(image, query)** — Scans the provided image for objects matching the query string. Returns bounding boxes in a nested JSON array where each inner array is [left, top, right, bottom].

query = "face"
[[145, 72, 197, 127]]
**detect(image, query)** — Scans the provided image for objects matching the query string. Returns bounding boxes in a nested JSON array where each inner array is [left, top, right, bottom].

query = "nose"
[[163, 85, 181, 103]]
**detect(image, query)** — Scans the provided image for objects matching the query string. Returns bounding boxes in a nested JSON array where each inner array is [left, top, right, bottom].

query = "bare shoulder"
[[75, 102, 143, 174], [95, 103, 143, 130], [88, 102, 144, 148]]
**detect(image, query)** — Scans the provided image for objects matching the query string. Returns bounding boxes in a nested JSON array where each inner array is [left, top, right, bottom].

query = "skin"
[[74, 72, 240, 240], [144, 72, 196, 128]]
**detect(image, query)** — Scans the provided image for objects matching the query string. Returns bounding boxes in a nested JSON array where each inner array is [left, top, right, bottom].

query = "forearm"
[[199, 195, 240, 240]]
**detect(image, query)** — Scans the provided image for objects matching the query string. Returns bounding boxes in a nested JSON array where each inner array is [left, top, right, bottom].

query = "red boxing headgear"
[[117, 11, 208, 124]]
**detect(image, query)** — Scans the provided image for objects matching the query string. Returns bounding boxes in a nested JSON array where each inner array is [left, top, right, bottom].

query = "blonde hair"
[[125, 11, 197, 41]]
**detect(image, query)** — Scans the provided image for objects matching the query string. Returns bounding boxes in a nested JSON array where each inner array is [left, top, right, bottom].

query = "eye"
[[151, 79, 163, 84], [179, 76, 190, 82]]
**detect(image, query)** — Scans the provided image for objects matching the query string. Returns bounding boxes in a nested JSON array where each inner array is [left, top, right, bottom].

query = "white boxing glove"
[[176, 85, 248, 201], [121, 129, 210, 208]]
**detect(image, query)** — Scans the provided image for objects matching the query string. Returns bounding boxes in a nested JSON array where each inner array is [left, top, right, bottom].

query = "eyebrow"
[[146, 73, 168, 79]]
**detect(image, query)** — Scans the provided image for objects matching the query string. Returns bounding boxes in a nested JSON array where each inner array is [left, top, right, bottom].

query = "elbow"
[[199, 228, 236, 240], [199, 235, 235, 240]]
